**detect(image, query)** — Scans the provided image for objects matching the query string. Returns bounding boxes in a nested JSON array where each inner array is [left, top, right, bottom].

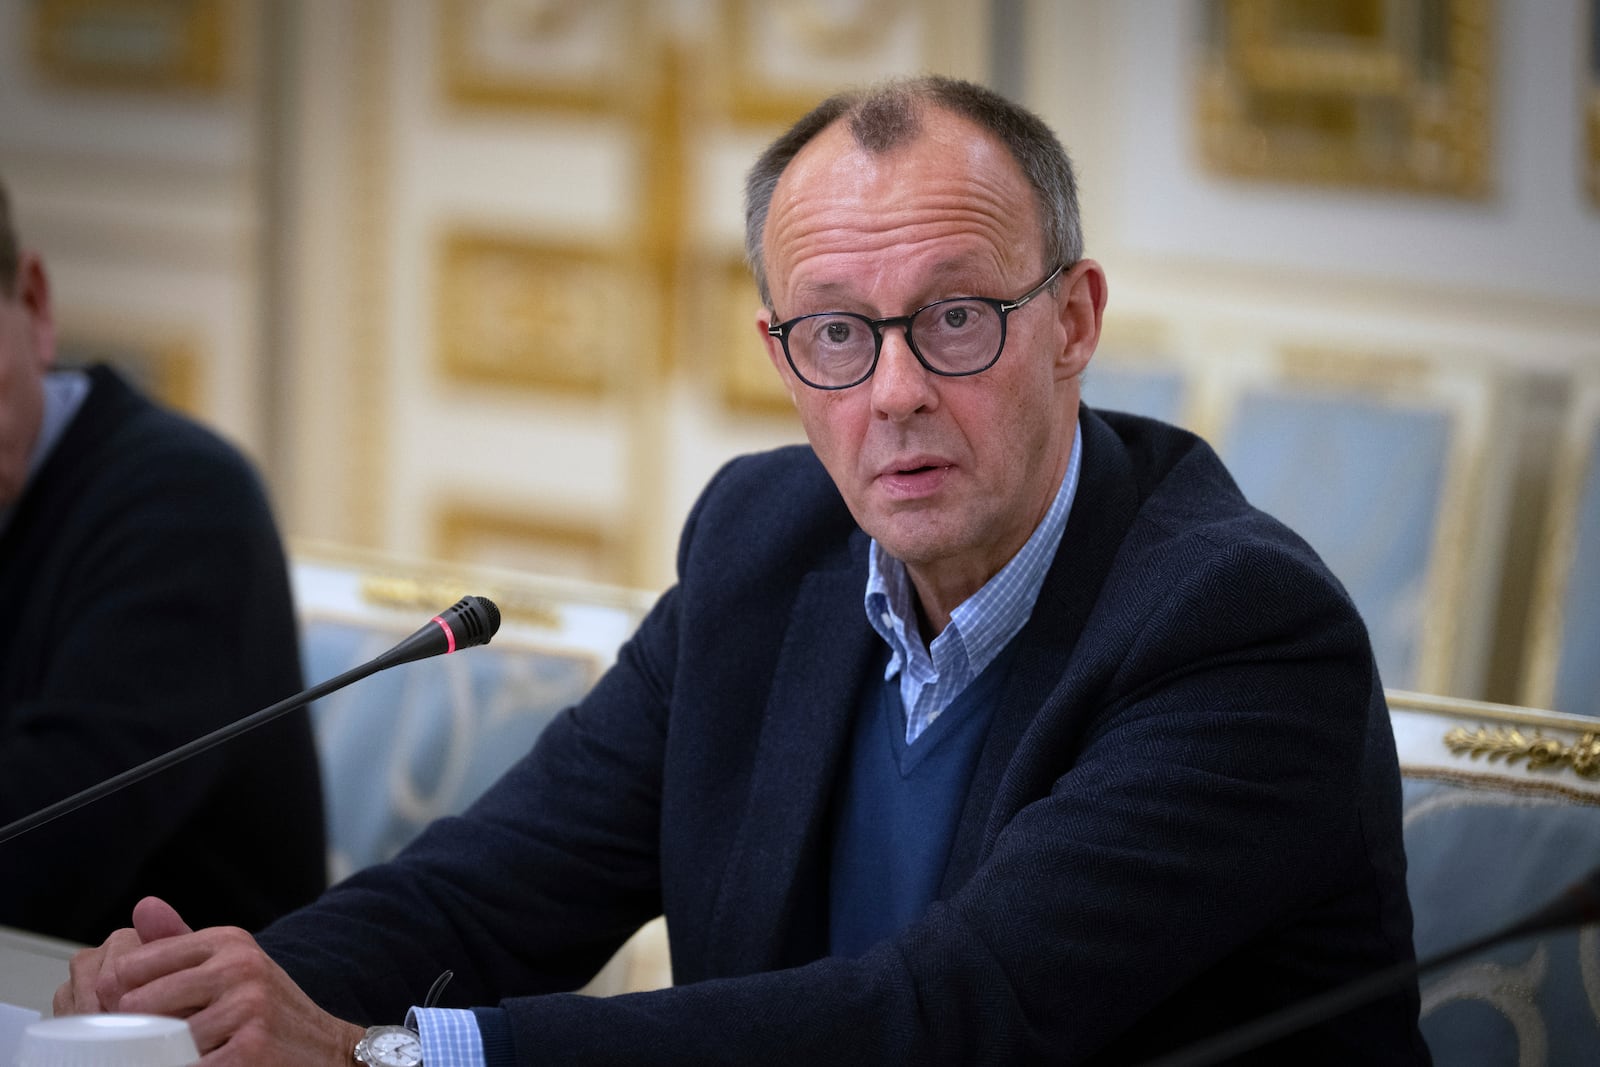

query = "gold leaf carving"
[[360, 574, 560, 630], [1443, 726, 1600, 779]]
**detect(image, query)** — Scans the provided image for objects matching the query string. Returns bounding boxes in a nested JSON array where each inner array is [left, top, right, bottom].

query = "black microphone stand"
[[1138, 867, 1600, 1067], [0, 596, 500, 847]]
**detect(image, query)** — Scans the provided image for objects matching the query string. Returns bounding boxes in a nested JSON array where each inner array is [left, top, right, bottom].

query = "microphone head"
[[347, 595, 506, 673], [444, 595, 501, 650]]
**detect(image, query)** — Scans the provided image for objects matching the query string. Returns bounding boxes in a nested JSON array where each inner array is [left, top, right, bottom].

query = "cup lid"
[[18, 1014, 199, 1067]]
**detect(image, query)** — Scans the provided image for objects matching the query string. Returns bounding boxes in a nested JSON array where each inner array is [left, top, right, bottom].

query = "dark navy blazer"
[[264, 407, 1430, 1065]]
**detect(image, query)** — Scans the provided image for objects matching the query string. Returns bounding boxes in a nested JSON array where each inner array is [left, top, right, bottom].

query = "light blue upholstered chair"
[[1389, 689, 1600, 1064], [1210, 356, 1509, 697], [1083, 359, 1190, 427], [292, 549, 650, 881], [1523, 379, 1600, 719], [291, 546, 671, 994]]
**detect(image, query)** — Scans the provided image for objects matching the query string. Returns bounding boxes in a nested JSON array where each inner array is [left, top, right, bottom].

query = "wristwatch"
[[354, 1023, 423, 1066]]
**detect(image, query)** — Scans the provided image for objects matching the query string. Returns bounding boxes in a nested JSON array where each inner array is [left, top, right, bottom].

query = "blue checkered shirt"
[[866, 420, 1081, 743], [410, 1007, 484, 1066]]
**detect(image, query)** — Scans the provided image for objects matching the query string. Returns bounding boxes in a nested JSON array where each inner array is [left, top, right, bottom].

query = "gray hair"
[[742, 75, 1083, 308]]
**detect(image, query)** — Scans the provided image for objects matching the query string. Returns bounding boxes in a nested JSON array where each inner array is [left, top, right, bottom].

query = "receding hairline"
[[744, 75, 1081, 308]]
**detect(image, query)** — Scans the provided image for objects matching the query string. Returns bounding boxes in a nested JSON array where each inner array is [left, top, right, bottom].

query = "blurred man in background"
[[0, 175, 326, 944]]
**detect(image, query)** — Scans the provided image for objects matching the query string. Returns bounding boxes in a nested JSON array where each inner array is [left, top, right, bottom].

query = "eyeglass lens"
[[790, 298, 1002, 387]]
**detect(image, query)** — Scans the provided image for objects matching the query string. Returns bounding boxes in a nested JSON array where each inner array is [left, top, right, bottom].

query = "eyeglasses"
[[765, 263, 1067, 390]]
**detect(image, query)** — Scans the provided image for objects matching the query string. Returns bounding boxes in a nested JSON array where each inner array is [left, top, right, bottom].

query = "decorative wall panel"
[[439, 0, 649, 112], [31, 0, 229, 92], [434, 501, 623, 584], [718, 0, 928, 124], [715, 255, 790, 414], [436, 233, 628, 395], [277, 0, 986, 589], [1196, 0, 1492, 196]]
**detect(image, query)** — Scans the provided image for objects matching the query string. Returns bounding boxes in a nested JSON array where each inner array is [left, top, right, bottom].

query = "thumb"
[[131, 896, 194, 943]]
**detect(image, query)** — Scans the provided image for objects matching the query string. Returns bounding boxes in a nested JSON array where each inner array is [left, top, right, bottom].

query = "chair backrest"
[[1212, 353, 1511, 697], [291, 543, 654, 882], [1082, 356, 1191, 427], [1084, 319, 1514, 697], [1388, 688, 1600, 1064], [1522, 376, 1600, 718]]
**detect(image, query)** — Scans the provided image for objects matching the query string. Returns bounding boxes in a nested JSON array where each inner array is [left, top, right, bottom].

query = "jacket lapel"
[[705, 537, 877, 974], [942, 407, 1143, 890]]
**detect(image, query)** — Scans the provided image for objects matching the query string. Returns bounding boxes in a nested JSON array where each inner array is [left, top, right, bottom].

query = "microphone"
[[0, 596, 501, 847], [368, 594, 501, 668], [1137, 862, 1600, 1067]]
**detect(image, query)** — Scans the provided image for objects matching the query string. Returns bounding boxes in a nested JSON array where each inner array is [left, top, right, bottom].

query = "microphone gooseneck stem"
[[0, 596, 501, 849], [0, 657, 386, 847], [1137, 877, 1600, 1067]]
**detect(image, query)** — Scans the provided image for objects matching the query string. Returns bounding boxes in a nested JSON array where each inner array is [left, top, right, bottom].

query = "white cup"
[[16, 1014, 199, 1067]]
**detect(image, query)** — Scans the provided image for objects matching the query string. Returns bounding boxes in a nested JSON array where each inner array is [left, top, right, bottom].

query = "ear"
[[1052, 258, 1107, 382], [14, 252, 56, 372], [755, 308, 798, 406]]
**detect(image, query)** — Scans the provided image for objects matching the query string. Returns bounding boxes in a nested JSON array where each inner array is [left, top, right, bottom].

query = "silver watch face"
[[359, 1024, 422, 1066]]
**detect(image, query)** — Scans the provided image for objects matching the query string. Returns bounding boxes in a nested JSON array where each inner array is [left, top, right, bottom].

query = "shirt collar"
[[0, 369, 90, 536], [865, 416, 1082, 683]]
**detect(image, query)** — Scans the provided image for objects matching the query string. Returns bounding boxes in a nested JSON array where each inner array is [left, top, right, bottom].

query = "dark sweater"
[[0, 365, 326, 943], [827, 649, 1012, 959]]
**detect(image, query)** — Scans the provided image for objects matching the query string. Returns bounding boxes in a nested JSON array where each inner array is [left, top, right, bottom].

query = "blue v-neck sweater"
[[827, 647, 1017, 958]]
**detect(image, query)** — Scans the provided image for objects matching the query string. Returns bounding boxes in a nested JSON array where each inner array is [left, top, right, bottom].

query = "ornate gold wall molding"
[[1197, 0, 1493, 196], [311, 1, 982, 588], [439, 0, 649, 112], [716, 255, 792, 415], [436, 233, 629, 394], [434, 501, 625, 585], [716, 0, 971, 125], [30, 0, 228, 92]]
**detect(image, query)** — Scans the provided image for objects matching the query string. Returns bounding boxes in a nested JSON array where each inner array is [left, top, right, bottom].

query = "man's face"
[[0, 256, 56, 508], [758, 109, 1102, 616]]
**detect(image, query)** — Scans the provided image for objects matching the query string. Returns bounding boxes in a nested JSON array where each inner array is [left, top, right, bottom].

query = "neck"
[[905, 563, 987, 638]]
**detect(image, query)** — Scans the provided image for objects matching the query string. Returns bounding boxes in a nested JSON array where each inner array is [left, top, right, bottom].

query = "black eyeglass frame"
[[765, 262, 1069, 391]]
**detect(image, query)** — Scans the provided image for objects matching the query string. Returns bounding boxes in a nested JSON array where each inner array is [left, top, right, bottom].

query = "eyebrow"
[[786, 262, 995, 311]]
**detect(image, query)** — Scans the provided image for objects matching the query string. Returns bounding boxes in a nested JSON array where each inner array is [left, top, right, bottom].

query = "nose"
[[870, 326, 937, 421]]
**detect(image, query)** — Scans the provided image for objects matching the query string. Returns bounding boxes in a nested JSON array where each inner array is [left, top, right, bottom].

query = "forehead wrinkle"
[[769, 199, 1030, 297], [763, 112, 1043, 311]]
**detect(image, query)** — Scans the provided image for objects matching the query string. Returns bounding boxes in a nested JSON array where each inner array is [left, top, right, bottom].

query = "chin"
[[872, 528, 962, 568]]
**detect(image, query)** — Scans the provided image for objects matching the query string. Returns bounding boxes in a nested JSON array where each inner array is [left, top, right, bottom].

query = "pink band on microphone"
[[432, 615, 457, 654]]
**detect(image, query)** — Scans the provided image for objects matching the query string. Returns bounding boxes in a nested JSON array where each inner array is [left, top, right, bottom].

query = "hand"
[[54, 896, 182, 1015], [55, 896, 365, 1064]]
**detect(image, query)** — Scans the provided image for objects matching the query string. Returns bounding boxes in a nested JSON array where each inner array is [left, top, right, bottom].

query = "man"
[[0, 177, 326, 944], [58, 77, 1428, 1064]]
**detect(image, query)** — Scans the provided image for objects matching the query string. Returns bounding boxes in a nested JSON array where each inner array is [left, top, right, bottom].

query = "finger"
[[109, 930, 230, 999], [55, 945, 103, 1016], [113, 928, 264, 1021], [133, 896, 194, 942], [59, 928, 140, 1014]]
